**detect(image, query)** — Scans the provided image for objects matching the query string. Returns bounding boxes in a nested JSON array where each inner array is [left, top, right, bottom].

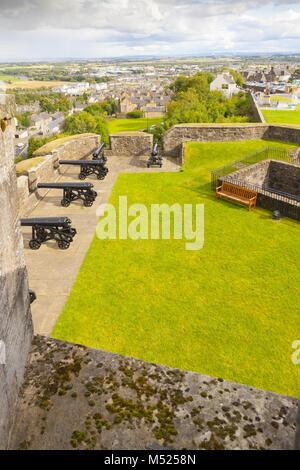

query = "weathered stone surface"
[[9, 336, 299, 450], [269, 125, 300, 145], [162, 124, 271, 157], [222, 158, 300, 220], [0, 97, 33, 449], [0, 95, 16, 120], [162, 124, 300, 157], [109, 132, 153, 156], [17, 176, 30, 211], [248, 92, 266, 123], [268, 160, 300, 196], [225, 159, 300, 198]]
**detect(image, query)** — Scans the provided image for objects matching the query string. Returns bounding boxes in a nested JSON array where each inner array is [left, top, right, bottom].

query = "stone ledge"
[[8, 335, 299, 450]]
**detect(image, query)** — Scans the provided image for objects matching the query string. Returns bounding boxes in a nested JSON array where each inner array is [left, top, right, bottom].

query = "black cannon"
[[147, 143, 163, 168], [21, 217, 77, 250], [37, 182, 97, 207], [92, 143, 106, 162], [29, 290, 36, 304], [59, 159, 108, 180]]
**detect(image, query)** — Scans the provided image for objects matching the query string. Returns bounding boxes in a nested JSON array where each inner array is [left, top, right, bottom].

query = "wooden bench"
[[216, 181, 257, 211]]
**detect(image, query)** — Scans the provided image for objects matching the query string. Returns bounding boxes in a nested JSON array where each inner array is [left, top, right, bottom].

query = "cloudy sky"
[[0, 0, 300, 60]]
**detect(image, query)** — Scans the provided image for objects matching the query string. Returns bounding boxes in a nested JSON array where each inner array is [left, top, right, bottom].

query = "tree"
[[27, 136, 56, 158], [164, 72, 253, 129], [56, 95, 71, 112], [64, 112, 97, 134], [63, 111, 109, 144], [221, 68, 244, 87], [39, 97, 56, 113], [84, 103, 104, 116], [16, 112, 31, 128]]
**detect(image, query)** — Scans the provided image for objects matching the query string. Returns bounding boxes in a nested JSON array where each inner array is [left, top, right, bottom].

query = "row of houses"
[[118, 86, 172, 117], [241, 66, 292, 83], [52, 82, 108, 96]]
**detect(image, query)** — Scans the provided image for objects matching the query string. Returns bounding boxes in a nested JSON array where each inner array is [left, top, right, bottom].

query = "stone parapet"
[[16, 134, 100, 216], [109, 132, 153, 156], [0, 95, 33, 449], [8, 335, 300, 450], [162, 123, 300, 157], [162, 124, 271, 157]]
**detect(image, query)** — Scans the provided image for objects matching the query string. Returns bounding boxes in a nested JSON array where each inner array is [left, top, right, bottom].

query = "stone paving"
[[21, 154, 180, 336]]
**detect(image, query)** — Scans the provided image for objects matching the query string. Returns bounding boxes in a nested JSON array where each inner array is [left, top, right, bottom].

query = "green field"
[[0, 74, 20, 83], [270, 95, 293, 103], [262, 109, 300, 125], [52, 139, 300, 398], [107, 117, 163, 133]]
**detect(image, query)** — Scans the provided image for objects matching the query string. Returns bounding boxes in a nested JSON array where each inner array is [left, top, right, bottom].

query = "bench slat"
[[216, 182, 257, 211]]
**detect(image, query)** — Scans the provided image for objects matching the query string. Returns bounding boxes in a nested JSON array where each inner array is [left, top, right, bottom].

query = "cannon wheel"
[[58, 240, 70, 250], [61, 198, 70, 207], [36, 227, 47, 242], [79, 172, 86, 180], [97, 174, 105, 180], [84, 199, 93, 207], [70, 228, 77, 237], [29, 239, 41, 250]]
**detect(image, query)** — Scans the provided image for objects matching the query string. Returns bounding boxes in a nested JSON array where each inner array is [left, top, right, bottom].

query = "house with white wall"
[[210, 72, 239, 98]]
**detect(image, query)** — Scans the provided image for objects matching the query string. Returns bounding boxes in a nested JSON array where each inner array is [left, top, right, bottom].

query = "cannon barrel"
[[93, 143, 105, 158], [151, 142, 158, 156]]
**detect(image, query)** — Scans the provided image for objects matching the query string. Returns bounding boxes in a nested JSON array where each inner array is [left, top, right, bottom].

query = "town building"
[[210, 72, 239, 98]]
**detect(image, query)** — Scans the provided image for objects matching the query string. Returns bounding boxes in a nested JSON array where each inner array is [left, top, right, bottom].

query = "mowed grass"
[[107, 117, 163, 133], [52, 139, 300, 397], [262, 109, 300, 125], [0, 74, 21, 83]]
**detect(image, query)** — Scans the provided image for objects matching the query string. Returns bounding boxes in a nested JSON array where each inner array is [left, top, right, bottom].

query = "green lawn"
[[262, 109, 300, 125], [107, 117, 163, 133], [0, 74, 20, 83], [52, 139, 300, 398], [270, 95, 293, 103]]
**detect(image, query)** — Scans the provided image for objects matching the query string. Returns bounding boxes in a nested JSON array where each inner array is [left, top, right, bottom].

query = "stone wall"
[[248, 92, 266, 123], [162, 124, 271, 157], [227, 159, 271, 187], [269, 125, 300, 146], [268, 160, 300, 197], [17, 134, 100, 216], [226, 159, 300, 197], [108, 132, 153, 156], [222, 159, 300, 221], [162, 123, 300, 157], [0, 95, 33, 449]]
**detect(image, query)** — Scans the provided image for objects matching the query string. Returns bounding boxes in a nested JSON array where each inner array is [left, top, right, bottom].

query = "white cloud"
[[0, 0, 299, 59]]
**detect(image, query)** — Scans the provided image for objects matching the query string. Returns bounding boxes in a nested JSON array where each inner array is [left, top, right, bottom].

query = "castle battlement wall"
[[0, 95, 33, 449]]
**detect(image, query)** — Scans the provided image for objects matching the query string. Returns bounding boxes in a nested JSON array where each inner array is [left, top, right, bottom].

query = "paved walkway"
[[22, 154, 180, 336]]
